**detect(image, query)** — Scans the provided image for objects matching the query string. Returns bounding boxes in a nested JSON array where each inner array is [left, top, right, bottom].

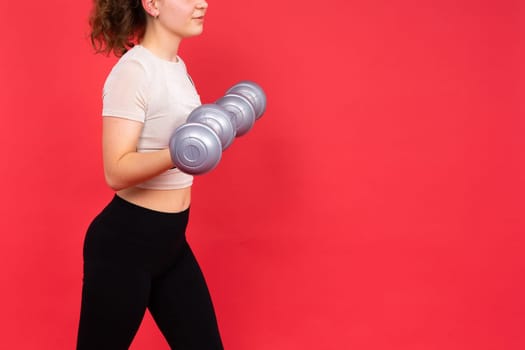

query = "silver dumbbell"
[[216, 80, 267, 137], [169, 81, 267, 175]]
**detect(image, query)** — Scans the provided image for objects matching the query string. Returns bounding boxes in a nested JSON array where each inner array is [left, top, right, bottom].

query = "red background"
[[1, 1, 524, 349]]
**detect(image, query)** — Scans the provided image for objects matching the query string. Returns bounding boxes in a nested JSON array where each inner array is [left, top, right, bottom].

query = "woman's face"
[[151, 0, 208, 39]]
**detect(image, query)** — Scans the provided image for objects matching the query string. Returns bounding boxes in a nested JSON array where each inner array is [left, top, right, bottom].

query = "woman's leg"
[[148, 242, 223, 349], [76, 196, 154, 350], [77, 262, 151, 350]]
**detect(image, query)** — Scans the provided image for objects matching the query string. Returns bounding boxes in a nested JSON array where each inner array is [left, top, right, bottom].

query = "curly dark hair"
[[89, 0, 147, 57]]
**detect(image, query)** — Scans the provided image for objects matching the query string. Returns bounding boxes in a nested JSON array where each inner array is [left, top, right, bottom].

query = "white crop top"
[[102, 45, 201, 190]]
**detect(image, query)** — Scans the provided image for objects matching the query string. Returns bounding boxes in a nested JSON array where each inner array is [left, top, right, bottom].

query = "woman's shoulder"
[[116, 46, 152, 69], [108, 46, 154, 80]]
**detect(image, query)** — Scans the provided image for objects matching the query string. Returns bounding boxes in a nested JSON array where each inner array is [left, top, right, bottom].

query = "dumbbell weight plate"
[[169, 123, 222, 175], [226, 81, 267, 119], [187, 104, 236, 150], [215, 94, 256, 137]]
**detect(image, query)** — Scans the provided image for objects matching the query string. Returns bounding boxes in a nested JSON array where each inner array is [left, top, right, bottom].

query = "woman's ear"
[[141, 0, 160, 18]]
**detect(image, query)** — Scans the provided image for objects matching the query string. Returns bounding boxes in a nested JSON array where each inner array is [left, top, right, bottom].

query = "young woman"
[[77, 0, 223, 348]]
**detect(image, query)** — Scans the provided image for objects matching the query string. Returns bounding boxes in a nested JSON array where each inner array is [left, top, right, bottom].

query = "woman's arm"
[[102, 116, 173, 191]]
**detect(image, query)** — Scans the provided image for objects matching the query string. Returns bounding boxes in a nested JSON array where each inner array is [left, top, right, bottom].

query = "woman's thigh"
[[148, 243, 223, 350], [77, 261, 151, 350]]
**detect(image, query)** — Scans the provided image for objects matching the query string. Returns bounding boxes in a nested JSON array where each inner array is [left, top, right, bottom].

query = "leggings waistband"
[[98, 194, 190, 233]]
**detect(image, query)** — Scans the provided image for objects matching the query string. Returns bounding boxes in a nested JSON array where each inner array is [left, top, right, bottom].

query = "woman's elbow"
[[104, 170, 128, 191]]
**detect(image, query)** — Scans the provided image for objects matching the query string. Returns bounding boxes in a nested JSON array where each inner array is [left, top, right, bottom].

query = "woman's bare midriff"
[[116, 186, 192, 213]]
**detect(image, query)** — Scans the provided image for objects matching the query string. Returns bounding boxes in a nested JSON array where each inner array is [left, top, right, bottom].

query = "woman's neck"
[[140, 24, 182, 62]]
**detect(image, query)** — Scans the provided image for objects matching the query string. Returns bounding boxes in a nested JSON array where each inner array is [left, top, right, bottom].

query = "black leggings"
[[77, 195, 223, 349]]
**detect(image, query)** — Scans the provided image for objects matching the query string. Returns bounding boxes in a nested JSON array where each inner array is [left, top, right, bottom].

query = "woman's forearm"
[[104, 148, 173, 191]]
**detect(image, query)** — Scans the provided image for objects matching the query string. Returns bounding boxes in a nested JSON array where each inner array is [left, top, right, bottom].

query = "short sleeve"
[[102, 59, 149, 122]]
